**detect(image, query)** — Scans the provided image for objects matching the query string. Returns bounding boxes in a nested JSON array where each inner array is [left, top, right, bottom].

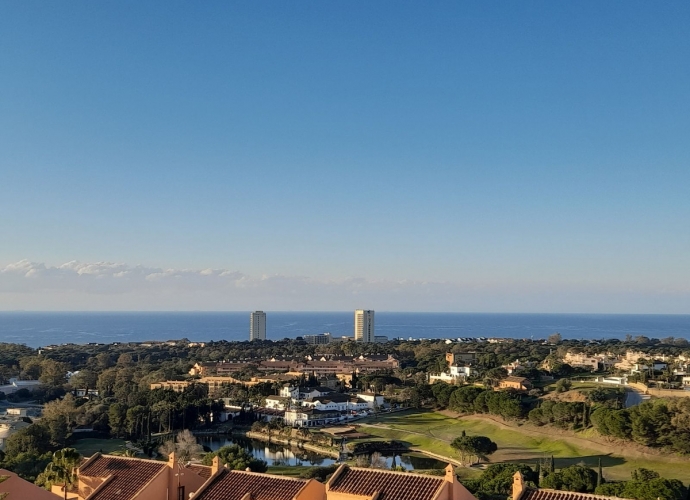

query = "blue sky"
[[1, 2, 689, 312]]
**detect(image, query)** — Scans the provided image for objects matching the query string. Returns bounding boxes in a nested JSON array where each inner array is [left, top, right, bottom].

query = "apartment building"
[[150, 380, 192, 393], [303, 333, 332, 345], [563, 353, 600, 371], [250, 311, 267, 341], [354, 310, 374, 343]]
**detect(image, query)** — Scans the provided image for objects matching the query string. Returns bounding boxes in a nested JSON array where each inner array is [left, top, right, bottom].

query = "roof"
[[503, 376, 531, 383], [0, 468, 61, 499], [521, 489, 630, 500], [194, 469, 310, 500], [188, 465, 213, 479], [79, 454, 167, 500], [327, 466, 444, 500]]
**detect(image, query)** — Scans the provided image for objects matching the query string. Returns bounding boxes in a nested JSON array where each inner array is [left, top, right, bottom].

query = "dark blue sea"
[[1, 312, 689, 348]]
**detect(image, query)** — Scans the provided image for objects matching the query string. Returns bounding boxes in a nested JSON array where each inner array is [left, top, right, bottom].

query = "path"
[[625, 387, 649, 408]]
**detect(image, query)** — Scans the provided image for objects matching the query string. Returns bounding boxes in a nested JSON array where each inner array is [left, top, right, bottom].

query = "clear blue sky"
[[1, 2, 689, 312]]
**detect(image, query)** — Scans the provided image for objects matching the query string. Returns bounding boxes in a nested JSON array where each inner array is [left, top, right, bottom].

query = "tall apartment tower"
[[354, 309, 375, 343], [250, 311, 266, 341]]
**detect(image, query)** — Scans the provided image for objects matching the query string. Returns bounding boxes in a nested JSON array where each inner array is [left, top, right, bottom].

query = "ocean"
[[1, 312, 689, 348]]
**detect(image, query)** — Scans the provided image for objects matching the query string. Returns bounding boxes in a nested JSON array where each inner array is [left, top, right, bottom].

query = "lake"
[[197, 435, 447, 470]]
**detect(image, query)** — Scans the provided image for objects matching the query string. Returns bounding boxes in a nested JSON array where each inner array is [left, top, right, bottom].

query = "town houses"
[[53, 452, 477, 500], [188, 354, 400, 379]]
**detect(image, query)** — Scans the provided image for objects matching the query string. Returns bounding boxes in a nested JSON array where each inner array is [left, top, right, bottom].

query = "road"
[[625, 387, 649, 408]]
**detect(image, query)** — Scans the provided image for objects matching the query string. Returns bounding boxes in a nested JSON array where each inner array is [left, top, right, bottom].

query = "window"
[[178, 486, 185, 500]]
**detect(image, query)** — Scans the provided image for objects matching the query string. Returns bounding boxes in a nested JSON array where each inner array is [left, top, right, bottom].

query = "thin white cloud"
[[0, 259, 689, 313]]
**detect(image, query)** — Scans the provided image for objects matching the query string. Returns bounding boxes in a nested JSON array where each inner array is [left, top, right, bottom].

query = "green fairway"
[[72, 438, 127, 456], [356, 410, 690, 483], [267, 465, 311, 477]]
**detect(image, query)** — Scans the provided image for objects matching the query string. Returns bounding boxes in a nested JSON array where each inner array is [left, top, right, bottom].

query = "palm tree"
[[46, 448, 81, 500]]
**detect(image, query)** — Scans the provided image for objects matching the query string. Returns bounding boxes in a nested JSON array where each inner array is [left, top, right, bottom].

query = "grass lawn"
[[356, 410, 690, 483], [267, 465, 311, 477], [72, 438, 127, 456]]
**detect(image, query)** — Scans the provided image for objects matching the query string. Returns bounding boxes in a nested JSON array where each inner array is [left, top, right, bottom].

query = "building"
[[284, 408, 342, 427], [498, 376, 533, 392], [325, 464, 476, 500], [356, 392, 384, 409], [511, 471, 615, 500], [250, 311, 267, 341], [0, 468, 61, 499], [354, 310, 374, 343], [150, 380, 192, 393], [0, 420, 31, 451], [302, 394, 369, 413], [192, 464, 325, 500], [265, 396, 291, 410], [563, 353, 600, 371], [74, 452, 211, 500], [304, 333, 332, 345]]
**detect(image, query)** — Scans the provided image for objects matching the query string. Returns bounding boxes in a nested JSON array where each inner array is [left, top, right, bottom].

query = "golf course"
[[355, 410, 690, 482]]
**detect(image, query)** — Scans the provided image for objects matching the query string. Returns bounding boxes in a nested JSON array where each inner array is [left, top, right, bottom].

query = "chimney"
[[512, 471, 527, 500], [444, 463, 455, 484], [168, 452, 177, 469], [211, 456, 221, 475]]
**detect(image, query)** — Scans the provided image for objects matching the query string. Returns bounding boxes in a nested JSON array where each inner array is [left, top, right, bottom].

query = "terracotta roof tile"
[[328, 466, 444, 500], [522, 489, 630, 500], [187, 464, 213, 479], [79, 455, 167, 500], [195, 469, 309, 500]]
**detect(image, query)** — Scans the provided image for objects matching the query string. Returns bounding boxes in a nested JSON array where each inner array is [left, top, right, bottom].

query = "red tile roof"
[[0, 468, 61, 499], [194, 469, 310, 500], [79, 454, 167, 500], [188, 464, 213, 479], [522, 490, 630, 500], [327, 466, 444, 500]]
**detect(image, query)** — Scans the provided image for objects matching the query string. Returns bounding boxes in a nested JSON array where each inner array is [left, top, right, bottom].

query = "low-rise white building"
[[356, 392, 384, 409], [284, 408, 341, 427], [265, 396, 291, 410]]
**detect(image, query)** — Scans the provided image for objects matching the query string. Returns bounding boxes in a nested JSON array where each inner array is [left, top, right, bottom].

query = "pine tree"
[[535, 462, 541, 487]]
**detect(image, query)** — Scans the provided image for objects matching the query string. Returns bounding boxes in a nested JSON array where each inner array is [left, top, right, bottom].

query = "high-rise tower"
[[250, 311, 266, 341], [354, 309, 374, 343]]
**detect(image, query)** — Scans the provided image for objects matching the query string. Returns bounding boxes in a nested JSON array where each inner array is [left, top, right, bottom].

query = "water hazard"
[[196, 436, 447, 470]]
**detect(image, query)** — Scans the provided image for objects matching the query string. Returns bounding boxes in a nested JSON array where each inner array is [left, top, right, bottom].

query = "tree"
[[555, 378, 572, 393], [202, 445, 267, 472], [38, 448, 81, 500], [159, 430, 204, 463], [108, 403, 127, 438], [548, 333, 562, 344], [541, 465, 597, 493], [448, 386, 483, 413], [369, 452, 387, 469], [451, 435, 497, 465], [4, 423, 51, 458], [466, 463, 537, 496], [39, 359, 68, 387]]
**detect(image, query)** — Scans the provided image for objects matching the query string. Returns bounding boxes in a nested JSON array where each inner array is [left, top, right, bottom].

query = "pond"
[[197, 436, 448, 470]]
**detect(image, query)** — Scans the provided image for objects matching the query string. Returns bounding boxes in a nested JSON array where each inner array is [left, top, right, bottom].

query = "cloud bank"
[[1, 259, 688, 313]]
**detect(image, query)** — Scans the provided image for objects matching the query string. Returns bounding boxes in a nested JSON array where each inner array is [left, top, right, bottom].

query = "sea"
[[0, 312, 689, 349]]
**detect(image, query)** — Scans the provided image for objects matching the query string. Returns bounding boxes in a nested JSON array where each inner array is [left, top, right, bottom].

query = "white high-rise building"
[[250, 311, 266, 341], [354, 309, 375, 343]]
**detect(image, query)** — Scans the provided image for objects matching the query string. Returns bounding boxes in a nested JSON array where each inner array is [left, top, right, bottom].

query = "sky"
[[1, 2, 689, 313]]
